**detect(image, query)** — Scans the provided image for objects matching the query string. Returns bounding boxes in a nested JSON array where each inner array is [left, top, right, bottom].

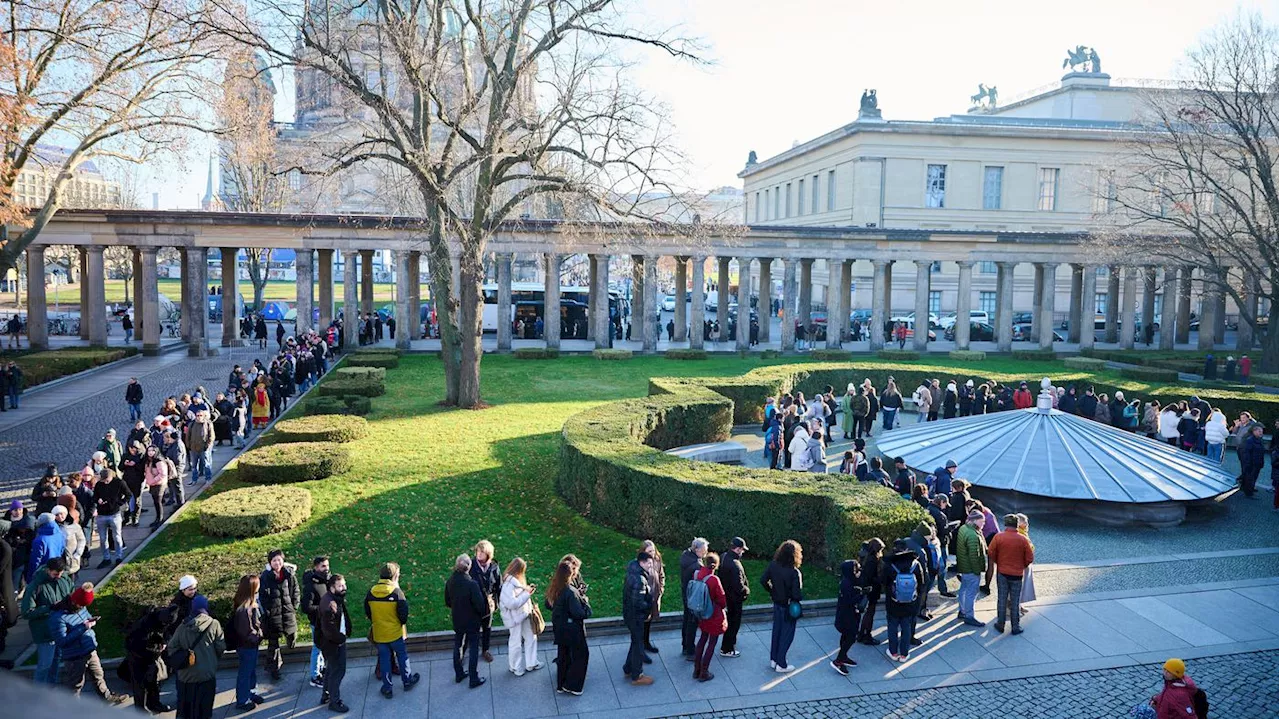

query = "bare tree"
[[0, 0, 219, 275], [1093, 12, 1278, 370], [210, 0, 704, 408], [104, 246, 133, 303]]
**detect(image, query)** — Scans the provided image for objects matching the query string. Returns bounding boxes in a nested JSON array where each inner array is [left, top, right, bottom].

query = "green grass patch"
[[514, 348, 559, 359], [0, 346, 138, 387], [948, 350, 987, 362]]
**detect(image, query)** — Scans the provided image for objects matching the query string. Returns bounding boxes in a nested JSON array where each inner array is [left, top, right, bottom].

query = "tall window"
[[764, 189, 771, 220], [288, 169, 302, 191], [978, 291, 997, 314], [1037, 167, 1060, 210], [796, 179, 805, 216], [784, 183, 792, 218], [774, 186, 781, 219], [982, 167, 1003, 210], [928, 291, 942, 314], [754, 192, 761, 222], [926, 164, 946, 208], [1095, 293, 1108, 315], [811, 174, 820, 213], [1094, 170, 1116, 213], [978, 261, 997, 274], [827, 170, 836, 211]]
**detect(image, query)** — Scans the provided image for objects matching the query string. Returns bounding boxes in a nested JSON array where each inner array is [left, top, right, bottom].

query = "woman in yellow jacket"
[[363, 562, 421, 698]]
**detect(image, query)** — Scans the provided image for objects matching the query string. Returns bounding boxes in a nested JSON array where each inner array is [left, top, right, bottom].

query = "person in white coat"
[[1203, 409, 1230, 464], [499, 557, 542, 676], [788, 423, 812, 471], [1158, 405, 1182, 446]]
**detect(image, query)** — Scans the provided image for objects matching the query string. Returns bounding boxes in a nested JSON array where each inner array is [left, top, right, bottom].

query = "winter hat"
[[51, 505, 67, 521], [847, 383, 855, 392], [945, 459, 958, 469], [190, 594, 209, 616], [967, 510, 985, 523], [966, 379, 974, 387], [8, 499, 21, 511], [70, 584, 95, 608], [178, 575, 198, 591], [56, 495, 79, 524], [1163, 658, 1185, 679]]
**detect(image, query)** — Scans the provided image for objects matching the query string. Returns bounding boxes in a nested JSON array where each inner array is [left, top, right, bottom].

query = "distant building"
[[13, 145, 123, 209]]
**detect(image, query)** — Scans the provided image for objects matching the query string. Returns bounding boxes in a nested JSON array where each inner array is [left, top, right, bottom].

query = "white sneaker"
[[512, 669, 525, 677], [770, 660, 777, 669], [774, 664, 793, 673]]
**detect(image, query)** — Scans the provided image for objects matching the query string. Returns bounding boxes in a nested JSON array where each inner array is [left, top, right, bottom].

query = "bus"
[[481, 283, 624, 339]]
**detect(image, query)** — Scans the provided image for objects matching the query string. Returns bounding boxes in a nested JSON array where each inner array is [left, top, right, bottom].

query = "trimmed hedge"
[[347, 353, 399, 368], [5, 346, 139, 387], [335, 366, 387, 382], [273, 415, 369, 443], [199, 486, 313, 538], [514, 348, 559, 359], [559, 372, 927, 568], [1251, 373, 1277, 388], [948, 350, 987, 362], [1119, 366, 1180, 382], [317, 377, 385, 397], [876, 350, 920, 360], [238, 442, 353, 483], [810, 349, 854, 361], [760, 350, 781, 359], [665, 349, 708, 360], [353, 348, 401, 356], [303, 395, 371, 416], [1063, 357, 1108, 371], [1012, 349, 1057, 360], [113, 545, 262, 628], [592, 349, 633, 360]]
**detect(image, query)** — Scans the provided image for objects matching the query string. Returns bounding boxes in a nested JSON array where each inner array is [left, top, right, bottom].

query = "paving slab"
[[1155, 589, 1278, 642], [1117, 596, 1234, 647], [1031, 602, 1146, 656]]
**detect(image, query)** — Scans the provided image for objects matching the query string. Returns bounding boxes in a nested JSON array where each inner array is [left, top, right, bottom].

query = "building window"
[[827, 170, 836, 211], [1037, 167, 1059, 211], [983, 166, 1003, 210], [1094, 170, 1116, 213], [928, 291, 942, 314], [926, 164, 946, 208], [1095, 293, 1108, 315], [784, 182, 792, 218], [979, 261, 997, 274], [764, 189, 771, 220], [978, 291, 996, 314], [288, 169, 302, 191], [796, 179, 804, 216], [754, 192, 761, 222], [811, 174, 819, 213]]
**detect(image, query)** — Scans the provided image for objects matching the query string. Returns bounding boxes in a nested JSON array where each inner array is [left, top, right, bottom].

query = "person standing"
[[760, 540, 803, 673], [1239, 423, 1267, 498], [987, 514, 1035, 634], [316, 574, 351, 713], [912, 380, 932, 424], [444, 554, 487, 688], [855, 538, 885, 645], [54, 501, 84, 579], [547, 554, 590, 695], [185, 410, 214, 485], [92, 469, 130, 568], [230, 574, 265, 712], [6, 361, 21, 409], [845, 385, 866, 440], [364, 561, 421, 698], [258, 548, 300, 680], [167, 595, 226, 719], [469, 539, 501, 664], [301, 556, 331, 689], [50, 583, 128, 703], [125, 378, 144, 422], [954, 511, 988, 626], [880, 539, 924, 662], [621, 550, 656, 685], [21, 557, 72, 684], [691, 553, 727, 682], [679, 537, 708, 659], [863, 383, 879, 439], [639, 540, 665, 654], [716, 537, 749, 658], [880, 381, 903, 430], [830, 559, 864, 675], [499, 557, 541, 676], [122, 605, 175, 713]]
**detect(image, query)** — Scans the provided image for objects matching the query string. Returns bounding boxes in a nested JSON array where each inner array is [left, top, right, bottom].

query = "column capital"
[[755, 256, 774, 264], [799, 257, 814, 267], [690, 254, 707, 262], [84, 245, 104, 255], [871, 258, 890, 269], [139, 246, 159, 257], [997, 260, 1017, 269], [955, 259, 975, 269]]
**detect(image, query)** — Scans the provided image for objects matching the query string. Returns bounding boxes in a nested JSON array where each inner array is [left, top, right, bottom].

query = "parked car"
[[1011, 311, 1034, 325], [661, 295, 676, 312], [892, 311, 939, 329], [939, 310, 990, 330], [1013, 322, 1064, 342], [944, 321, 996, 342]]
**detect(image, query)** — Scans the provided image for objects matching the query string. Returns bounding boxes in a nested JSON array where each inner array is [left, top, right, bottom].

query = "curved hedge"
[[593, 349, 633, 360], [665, 349, 707, 360], [113, 545, 261, 627], [199, 486, 313, 537], [348, 354, 399, 368], [336, 366, 387, 382], [273, 415, 369, 443], [238, 442, 353, 483], [304, 395, 371, 417], [948, 350, 987, 362], [317, 377, 386, 397]]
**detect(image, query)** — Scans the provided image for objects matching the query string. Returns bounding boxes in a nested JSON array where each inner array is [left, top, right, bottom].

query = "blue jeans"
[[8, 388, 18, 408], [124, 328, 134, 342], [191, 449, 212, 482], [769, 604, 797, 667], [882, 408, 898, 430], [236, 646, 259, 705], [916, 409, 927, 423], [886, 614, 913, 658], [996, 573, 1024, 630], [309, 645, 326, 679], [35, 641, 60, 683], [1195, 428, 1207, 454], [377, 638, 412, 692], [1207, 443, 1224, 463], [958, 573, 980, 619], [128, 402, 143, 422]]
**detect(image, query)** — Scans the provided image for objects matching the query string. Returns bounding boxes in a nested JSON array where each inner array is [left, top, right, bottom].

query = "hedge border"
[[948, 350, 987, 362], [1012, 349, 1057, 360], [592, 349, 633, 360], [347, 354, 399, 369], [810, 349, 854, 361], [665, 349, 707, 360], [876, 349, 920, 360], [1063, 357, 1108, 371], [198, 486, 313, 538], [272, 414, 370, 443], [514, 348, 560, 359], [317, 377, 386, 397], [303, 395, 371, 416], [237, 442, 354, 484]]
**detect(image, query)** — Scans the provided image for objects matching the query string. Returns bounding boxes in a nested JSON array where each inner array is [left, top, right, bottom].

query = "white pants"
[[506, 618, 539, 674]]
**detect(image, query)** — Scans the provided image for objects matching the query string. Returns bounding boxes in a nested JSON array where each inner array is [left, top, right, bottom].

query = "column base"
[[221, 339, 246, 348], [142, 344, 161, 356]]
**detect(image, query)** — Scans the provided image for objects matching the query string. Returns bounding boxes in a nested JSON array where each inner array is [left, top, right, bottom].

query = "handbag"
[[787, 600, 802, 620], [529, 603, 546, 635]]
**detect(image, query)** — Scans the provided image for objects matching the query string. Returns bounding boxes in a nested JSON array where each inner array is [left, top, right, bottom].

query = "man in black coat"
[[621, 551, 654, 685], [444, 554, 487, 688], [678, 538, 707, 658], [300, 556, 331, 688], [124, 605, 175, 713], [1077, 387, 1098, 419], [715, 537, 749, 657], [1239, 424, 1267, 498], [258, 549, 300, 680], [315, 574, 351, 713]]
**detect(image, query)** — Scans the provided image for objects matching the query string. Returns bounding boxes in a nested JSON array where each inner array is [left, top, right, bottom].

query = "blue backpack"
[[685, 576, 714, 620], [891, 561, 919, 604]]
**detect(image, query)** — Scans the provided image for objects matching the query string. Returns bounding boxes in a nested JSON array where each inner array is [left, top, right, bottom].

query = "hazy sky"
[[141, 0, 1275, 209]]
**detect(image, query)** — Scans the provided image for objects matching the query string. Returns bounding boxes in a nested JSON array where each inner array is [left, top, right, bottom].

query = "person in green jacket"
[[954, 511, 988, 627], [21, 557, 72, 683], [167, 595, 226, 719]]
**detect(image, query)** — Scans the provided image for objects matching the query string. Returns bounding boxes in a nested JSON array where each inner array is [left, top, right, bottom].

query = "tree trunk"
[[429, 237, 460, 405], [456, 246, 484, 409], [1260, 300, 1279, 374]]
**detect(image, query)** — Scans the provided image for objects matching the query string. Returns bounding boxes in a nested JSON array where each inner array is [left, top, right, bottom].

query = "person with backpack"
[[1149, 658, 1205, 719], [689, 552, 726, 682], [880, 538, 925, 662], [230, 574, 265, 712], [987, 513, 1035, 634], [715, 537, 749, 658], [167, 594, 226, 719], [621, 550, 655, 686], [760, 540, 803, 673], [904, 522, 940, 629], [855, 538, 885, 645], [678, 538, 708, 659], [830, 559, 865, 675], [123, 604, 175, 714]]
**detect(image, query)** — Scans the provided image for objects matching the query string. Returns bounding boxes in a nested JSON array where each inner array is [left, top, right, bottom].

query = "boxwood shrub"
[[948, 350, 987, 362], [347, 353, 399, 369], [760, 349, 781, 359], [1063, 357, 1108, 371], [514, 348, 559, 359], [112, 545, 262, 628], [317, 377, 385, 397], [1012, 349, 1057, 360], [238, 442, 353, 483], [876, 349, 920, 360], [199, 486, 313, 538], [1251, 373, 1278, 388], [335, 366, 387, 382], [665, 349, 707, 360], [592, 349, 633, 360], [273, 415, 369, 443], [302, 395, 370, 417], [1119, 366, 1180, 382], [810, 349, 853, 361]]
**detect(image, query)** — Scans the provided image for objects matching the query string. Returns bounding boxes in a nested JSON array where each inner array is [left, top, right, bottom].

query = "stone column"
[[408, 251, 422, 340], [1141, 267, 1157, 347], [586, 255, 600, 343], [642, 255, 658, 353], [1031, 263, 1045, 340], [690, 257, 706, 350], [838, 259, 853, 341], [140, 248, 160, 355], [178, 248, 190, 342], [317, 249, 334, 331], [1213, 276, 1227, 345], [1080, 264, 1098, 350], [955, 260, 974, 350], [26, 246, 48, 350], [883, 261, 894, 318], [757, 259, 773, 343], [132, 249, 144, 344], [184, 247, 208, 357], [1160, 266, 1179, 350], [1119, 267, 1138, 350], [869, 259, 888, 351], [798, 258, 814, 332], [1067, 264, 1084, 343], [736, 257, 752, 350], [394, 250, 412, 350], [592, 254, 610, 349], [496, 253, 513, 351], [295, 249, 314, 335], [544, 253, 562, 350], [1104, 266, 1120, 343], [1176, 266, 1192, 345], [673, 257, 688, 342], [220, 247, 239, 346], [913, 260, 931, 351], [996, 261, 1015, 351], [781, 258, 798, 352], [85, 246, 107, 346], [827, 258, 848, 349], [1039, 263, 1057, 350], [342, 251, 358, 348], [78, 248, 89, 341], [359, 250, 374, 316], [716, 256, 730, 324], [631, 255, 644, 342]]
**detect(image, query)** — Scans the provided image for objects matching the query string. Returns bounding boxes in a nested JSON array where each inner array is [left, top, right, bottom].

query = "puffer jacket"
[[61, 520, 86, 575], [144, 460, 168, 489], [49, 606, 98, 660], [258, 564, 300, 637], [26, 516, 65, 583], [21, 567, 73, 643], [363, 578, 409, 643], [621, 559, 652, 623], [954, 523, 988, 576], [1204, 413, 1230, 444], [498, 575, 534, 628]]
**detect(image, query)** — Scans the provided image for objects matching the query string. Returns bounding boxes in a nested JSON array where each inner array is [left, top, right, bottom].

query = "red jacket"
[[1154, 675, 1197, 719], [1012, 389, 1033, 409], [694, 566, 727, 636], [987, 528, 1035, 577]]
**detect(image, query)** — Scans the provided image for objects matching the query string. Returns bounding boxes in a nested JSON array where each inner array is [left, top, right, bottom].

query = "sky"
[[139, 0, 1276, 209]]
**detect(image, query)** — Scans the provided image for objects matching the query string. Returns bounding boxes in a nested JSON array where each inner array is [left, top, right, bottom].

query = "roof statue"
[[970, 83, 998, 110], [746, 150, 758, 166], [857, 89, 882, 121], [1063, 45, 1102, 74]]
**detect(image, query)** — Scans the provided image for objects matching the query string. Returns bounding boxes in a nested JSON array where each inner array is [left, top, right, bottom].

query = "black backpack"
[[224, 610, 241, 651], [1192, 688, 1208, 719]]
